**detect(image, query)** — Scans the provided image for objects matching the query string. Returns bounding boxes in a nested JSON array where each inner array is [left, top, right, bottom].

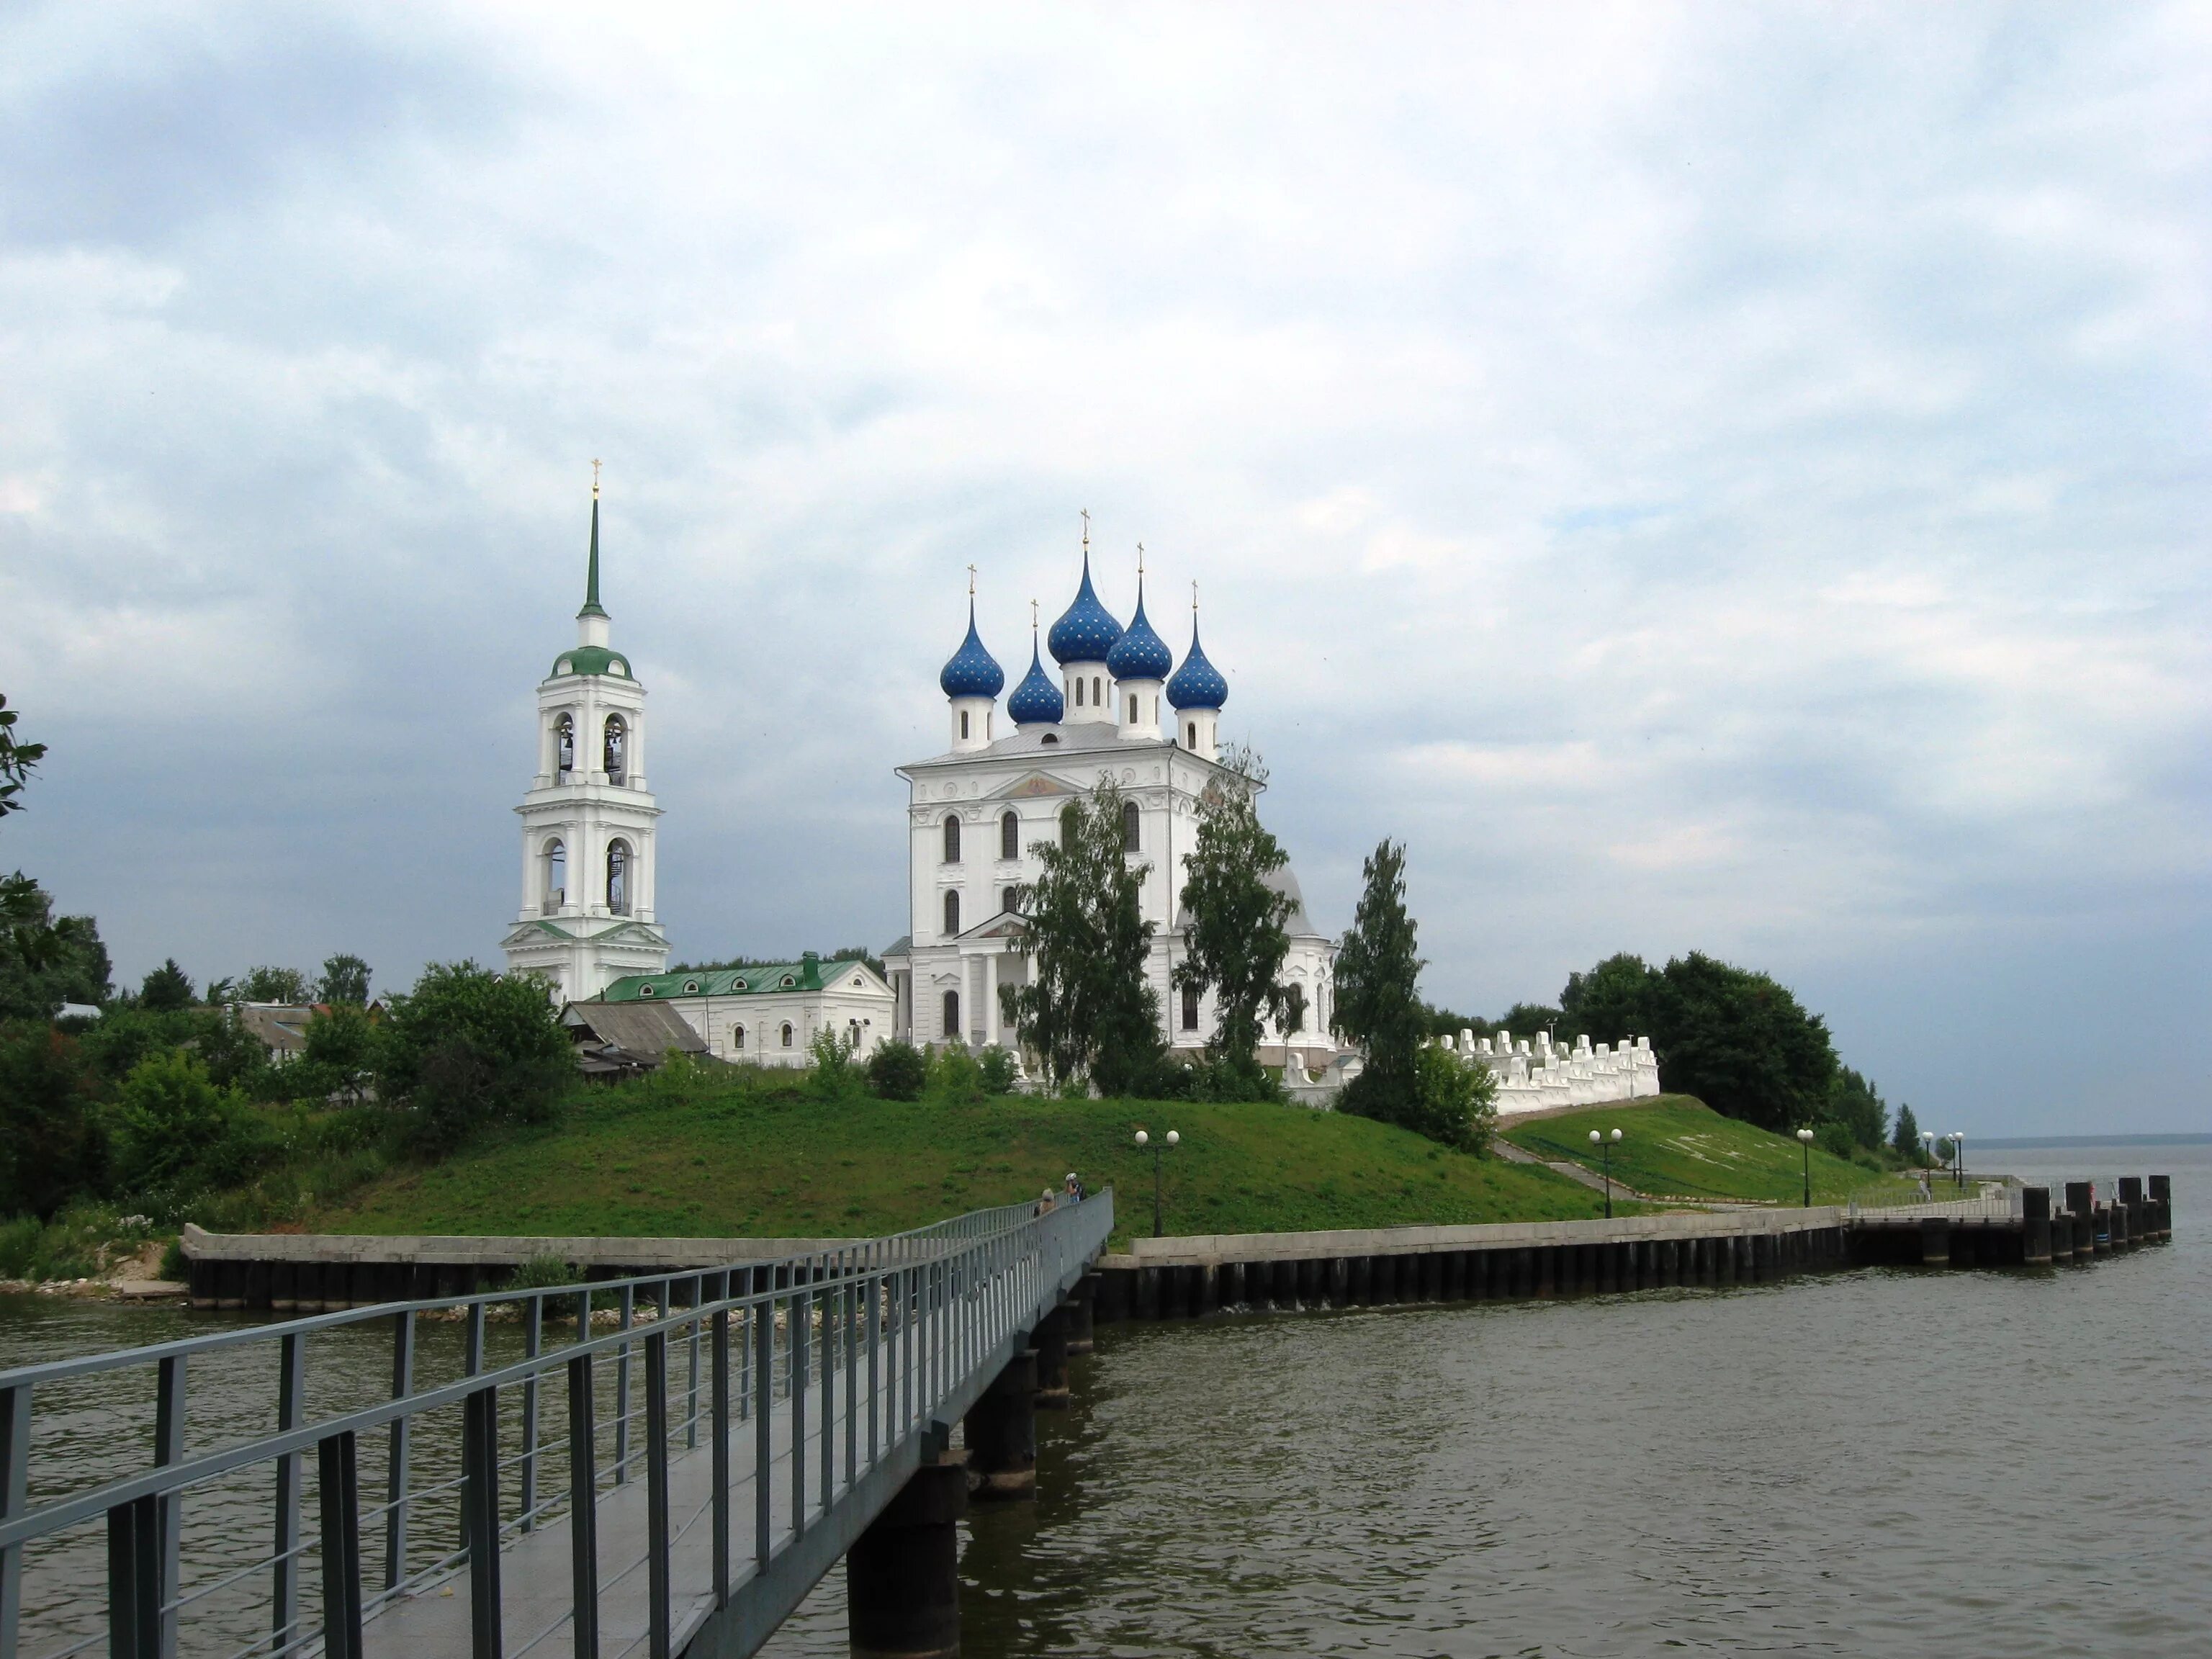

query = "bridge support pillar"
[[965, 1350, 1038, 1500], [1918, 1218, 1951, 1267], [1066, 1276, 1097, 1352], [848, 1454, 968, 1659], [1035, 1308, 1071, 1410]]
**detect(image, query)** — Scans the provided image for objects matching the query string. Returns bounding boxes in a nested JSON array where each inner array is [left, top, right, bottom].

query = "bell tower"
[[500, 467, 671, 1002]]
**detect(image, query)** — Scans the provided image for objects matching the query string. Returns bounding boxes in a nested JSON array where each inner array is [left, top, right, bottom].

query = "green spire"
[[577, 469, 608, 620]]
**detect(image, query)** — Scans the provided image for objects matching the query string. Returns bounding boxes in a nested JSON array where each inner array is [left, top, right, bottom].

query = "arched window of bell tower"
[[942, 815, 961, 864], [603, 714, 628, 784], [999, 811, 1020, 860], [606, 839, 631, 915], [542, 838, 567, 914], [554, 714, 575, 778]]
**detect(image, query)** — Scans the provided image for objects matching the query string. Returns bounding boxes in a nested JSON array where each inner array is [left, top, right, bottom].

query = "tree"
[[140, 959, 195, 1012], [0, 695, 45, 821], [294, 1004, 379, 1105], [0, 878, 112, 1020], [1004, 781, 1161, 1094], [0, 1021, 106, 1218], [1826, 1066, 1888, 1152], [1892, 1102, 1923, 1163], [1557, 953, 1656, 1043], [238, 966, 312, 1004], [1640, 953, 1836, 1133], [375, 961, 575, 1151], [1174, 750, 1296, 1099], [316, 953, 373, 1006], [1331, 840, 1429, 1123]]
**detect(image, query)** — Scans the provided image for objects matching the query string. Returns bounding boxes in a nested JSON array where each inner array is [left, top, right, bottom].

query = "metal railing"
[[0, 1191, 1112, 1659]]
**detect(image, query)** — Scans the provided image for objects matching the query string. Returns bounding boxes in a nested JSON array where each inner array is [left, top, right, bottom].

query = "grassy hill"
[[319, 1069, 1621, 1249], [1503, 1096, 1917, 1207]]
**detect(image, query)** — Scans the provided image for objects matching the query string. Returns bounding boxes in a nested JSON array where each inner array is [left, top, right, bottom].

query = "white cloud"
[[0, 1, 2206, 1130]]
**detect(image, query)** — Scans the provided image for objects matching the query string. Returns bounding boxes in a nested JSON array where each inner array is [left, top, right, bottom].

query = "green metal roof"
[[599, 956, 885, 1002], [548, 645, 631, 680], [577, 493, 608, 620]]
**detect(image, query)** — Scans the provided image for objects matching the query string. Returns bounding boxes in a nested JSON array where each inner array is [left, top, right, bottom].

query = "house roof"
[[598, 956, 890, 1002], [560, 999, 707, 1056]]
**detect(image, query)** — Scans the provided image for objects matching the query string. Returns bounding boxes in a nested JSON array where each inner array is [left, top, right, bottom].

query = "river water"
[[763, 1143, 2212, 1658], [4, 1143, 2205, 1658]]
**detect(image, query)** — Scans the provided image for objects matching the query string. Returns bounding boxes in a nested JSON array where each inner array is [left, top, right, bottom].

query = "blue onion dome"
[[1047, 552, 1123, 665], [1166, 619, 1228, 710], [1007, 638, 1065, 724], [1105, 585, 1173, 680], [938, 603, 1005, 698]]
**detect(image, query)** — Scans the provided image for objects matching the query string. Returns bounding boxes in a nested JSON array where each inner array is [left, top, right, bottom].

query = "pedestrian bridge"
[[0, 1192, 1114, 1659]]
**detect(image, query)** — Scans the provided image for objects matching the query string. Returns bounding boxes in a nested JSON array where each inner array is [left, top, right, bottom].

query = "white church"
[[498, 489, 1653, 1108]]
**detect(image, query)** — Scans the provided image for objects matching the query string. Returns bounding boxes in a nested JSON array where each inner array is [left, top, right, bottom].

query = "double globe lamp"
[[1134, 1128, 1179, 1238], [1588, 1127, 1622, 1218]]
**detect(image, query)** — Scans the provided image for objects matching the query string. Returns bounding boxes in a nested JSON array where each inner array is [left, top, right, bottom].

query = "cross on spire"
[[591, 458, 601, 499], [967, 562, 977, 599], [1192, 578, 1200, 616], [1079, 508, 1089, 559]]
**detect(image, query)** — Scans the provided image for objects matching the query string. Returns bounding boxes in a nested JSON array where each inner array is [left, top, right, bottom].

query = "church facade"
[[882, 538, 1339, 1075]]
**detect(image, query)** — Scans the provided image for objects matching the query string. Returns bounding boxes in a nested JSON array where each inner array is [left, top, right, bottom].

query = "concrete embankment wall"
[[179, 1224, 861, 1310], [1092, 1187, 2173, 1321]]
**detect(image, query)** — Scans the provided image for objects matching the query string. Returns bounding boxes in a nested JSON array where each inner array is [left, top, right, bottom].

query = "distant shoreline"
[[1975, 1133, 2212, 1149]]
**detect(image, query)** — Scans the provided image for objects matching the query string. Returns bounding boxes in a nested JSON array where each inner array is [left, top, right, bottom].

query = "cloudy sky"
[[3, 3, 2206, 1133]]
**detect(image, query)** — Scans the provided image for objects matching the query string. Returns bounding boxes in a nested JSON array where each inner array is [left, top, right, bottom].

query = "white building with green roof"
[[596, 954, 895, 1067], [500, 480, 671, 1002]]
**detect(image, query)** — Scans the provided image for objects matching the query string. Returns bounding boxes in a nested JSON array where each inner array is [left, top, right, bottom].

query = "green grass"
[[1504, 1096, 1919, 1207], [318, 1069, 1622, 1249]]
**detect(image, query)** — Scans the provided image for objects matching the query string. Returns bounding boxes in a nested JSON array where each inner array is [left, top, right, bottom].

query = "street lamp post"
[[1951, 1130, 1966, 1192], [1588, 1127, 1623, 1219], [1919, 1130, 1935, 1174], [1134, 1128, 1178, 1238], [1796, 1127, 1815, 1207]]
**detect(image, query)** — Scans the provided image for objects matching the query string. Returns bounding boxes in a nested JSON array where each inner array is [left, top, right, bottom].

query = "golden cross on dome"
[[591, 458, 601, 498], [1191, 578, 1199, 615], [1030, 598, 1039, 634], [966, 563, 977, 598], [1137, 541, 1146, 579], [1079, 508, 1089, 555]]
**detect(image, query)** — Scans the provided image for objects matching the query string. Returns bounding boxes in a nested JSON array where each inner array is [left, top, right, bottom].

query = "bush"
[[1815, 1119, 1855, 1161], [976, 1046, 1020, 1096], [1341, 1043, 1497, 1154], [926, 1043, 984, 1102], [866, 1040, 927, 1102], [508, 1251, 582, 1290], [376, 962, 575, 1153], [808, 1028, 862, 1098], [107, 1051, 279, 1205]]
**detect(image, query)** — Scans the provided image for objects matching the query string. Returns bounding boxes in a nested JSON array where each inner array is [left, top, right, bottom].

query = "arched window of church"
[[1092, 675, 1102, 706], [943, 815, 961, 863], [543, 839, 566, 914], [1127, 693, 1137, 723], [943, 889, 961, 937], [1122, 800, 1140, 853], [603, 714, 628, 783], [781, 1022, 794, 1048], [1001, 886, 1017, 914], [1071, 678, 1083, 708], [1285, 984, 1307, 1033], [554, 714, 575, 777], [1181, 983, 1200, 1031], [959, 710, 970, 739], [1000, 811, 1019, 861], [606, 840, 631, 915], [1060, 803, 1079, 850], [1185, 721, 1197, 750], [942, 989, 961, 1039], [732, 1023, 746, 1051]]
